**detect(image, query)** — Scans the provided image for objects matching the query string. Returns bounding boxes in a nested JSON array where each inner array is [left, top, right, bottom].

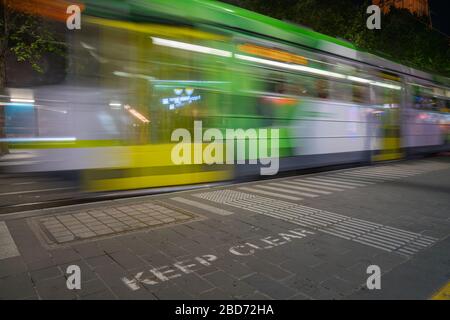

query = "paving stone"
[[119, 235, 154, 256], [82, 290, 117, 300], [59, 260, 97, 282], [279, 257, 323, 276], [158, 242, 190, 259], [321, 276, 358, 296], [34, 201, 197, 246], [361, 261, 450, 299], [289, 292, 312, 300], [244, 257, 292, 280], [50, 248, 80, 265], [35, 276, 77, 300], [214, 258, 255, 280], [172, 222, 206, 239], [152, 283, 195, 300], [198, 288, 233, 300], [194, 265, 219, 277], [204, 271, 256, 298], [7, 221, 50, 264], [72, 242, 104, 258], [85, 255, 115, 268], [30, 266, 62, 283], [253, 248, 290, 266], [0, 273, 35, 299], [26, 257, 56, 272], [108, 250, 146, 270], [93, 263, 157, 299], [0, 256, 27, 278], [298, 262, 345, 283], [240, 291, 272, 300], [242, 273, 297, 299], [97, 238, 127, 254], [172, 273, 215, 297], [336, 264, 370, 287], [77, 278, 110, 297], [299, 282, 341, 300], [371, 252, 409, 272], [277, 247, 322, 266], [141, 252, 174, 267]]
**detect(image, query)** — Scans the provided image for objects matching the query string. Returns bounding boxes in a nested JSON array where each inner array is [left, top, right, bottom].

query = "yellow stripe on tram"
[[82, 143, 233, 192], [372, 137, 404, 162], [85, 16, 228, 41]]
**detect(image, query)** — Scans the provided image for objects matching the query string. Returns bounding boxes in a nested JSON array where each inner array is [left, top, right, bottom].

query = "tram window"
[[292, 75, 316, 98], [372, 86, 400, 105], [328, 80, 350, 101], [437, 98, 450, 113], [352, 83, 369, 104], [316, 79, 329, 99], [414, 94, 437, 111]]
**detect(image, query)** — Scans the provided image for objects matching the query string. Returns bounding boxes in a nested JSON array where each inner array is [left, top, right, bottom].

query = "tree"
[[0, 0, 64, 155]]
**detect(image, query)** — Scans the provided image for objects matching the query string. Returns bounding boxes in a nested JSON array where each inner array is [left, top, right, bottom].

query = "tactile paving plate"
[[29, 200, 201, 247]]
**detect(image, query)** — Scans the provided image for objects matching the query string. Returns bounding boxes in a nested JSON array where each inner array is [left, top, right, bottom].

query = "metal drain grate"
[[32, 201, 198, 246]]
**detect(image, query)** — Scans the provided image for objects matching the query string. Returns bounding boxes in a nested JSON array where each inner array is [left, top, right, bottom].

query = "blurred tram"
[[2, 0, 450, 192]]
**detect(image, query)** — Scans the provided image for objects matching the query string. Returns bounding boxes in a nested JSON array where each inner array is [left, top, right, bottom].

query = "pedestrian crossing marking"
[[215, 160, 450, 203], [304, 177, 366, 187], [171, 197, 234, 215], [273, 182, 332, 194], [335, 172, 392, 180], [284, 180, 346, 192], [193, 189, 438, 256], [238, 187, 302, 201], [294, 179, 355, 189], [323, 176, 375, 184], [265, 183, 319, 197]]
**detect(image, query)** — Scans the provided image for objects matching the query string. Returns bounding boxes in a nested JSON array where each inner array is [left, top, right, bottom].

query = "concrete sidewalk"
[[0, 158, 449, 300]]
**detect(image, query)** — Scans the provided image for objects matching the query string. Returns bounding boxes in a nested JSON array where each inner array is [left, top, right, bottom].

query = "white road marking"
[[0, 221, 20, 260], [369, 168, 418, 174], [279, 182, 332, 194], [238, 187, 302, 201], [296, 179, 355, 189], [0, 187, 74, 196], [355, 170, 414, 177], [285, 180, 346, 191], [304, 177, 367, 187], [335, 172, 390, 180], [346, 170, 405, 178], [171, 197, 234, 215], [323, 175, 376, 184], [325, 175, 378, 184], [265, 183, 319, 197], [12, 182, 36, 186]]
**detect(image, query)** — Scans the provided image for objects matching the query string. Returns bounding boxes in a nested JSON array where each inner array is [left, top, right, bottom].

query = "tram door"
[[372, 85, 403, 162]]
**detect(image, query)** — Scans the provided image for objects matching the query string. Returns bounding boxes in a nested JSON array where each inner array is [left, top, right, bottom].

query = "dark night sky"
[[429, 0, 450, 36]]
